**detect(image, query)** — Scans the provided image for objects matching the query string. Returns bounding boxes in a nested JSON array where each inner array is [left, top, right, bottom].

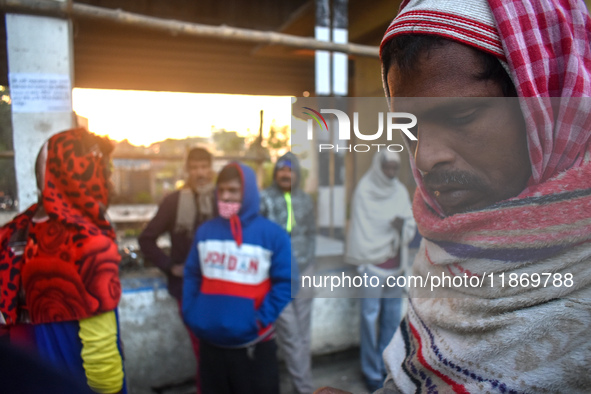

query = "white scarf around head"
[[345, 151, 414, 266]]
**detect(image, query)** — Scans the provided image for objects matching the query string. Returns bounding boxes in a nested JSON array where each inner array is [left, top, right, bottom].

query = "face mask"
[[218, 201, 241, 219]]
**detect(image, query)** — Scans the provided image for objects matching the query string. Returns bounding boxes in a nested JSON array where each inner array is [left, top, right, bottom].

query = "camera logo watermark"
[[303, 107, 417, 152]]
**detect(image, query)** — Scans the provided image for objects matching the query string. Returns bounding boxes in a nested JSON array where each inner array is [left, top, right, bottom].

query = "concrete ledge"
[[118, 267, 360, 393], [119, 270, 195, 394], [0, 211, 17, 226]]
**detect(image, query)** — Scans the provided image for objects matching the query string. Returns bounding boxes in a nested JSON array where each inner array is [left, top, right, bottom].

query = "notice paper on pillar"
[[8, 73, 72, 113]]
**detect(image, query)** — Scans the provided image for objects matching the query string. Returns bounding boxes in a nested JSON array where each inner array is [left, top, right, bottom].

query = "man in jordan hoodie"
[[182, 162, 293, 394]]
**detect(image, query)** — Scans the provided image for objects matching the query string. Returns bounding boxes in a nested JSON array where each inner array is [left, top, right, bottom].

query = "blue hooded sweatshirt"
[[182, 162, 292, 348]]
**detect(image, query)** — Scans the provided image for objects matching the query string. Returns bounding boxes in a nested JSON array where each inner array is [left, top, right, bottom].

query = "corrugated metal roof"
[[76, 0, 308, 31], [69, 0, 316, 94], [2, 0, 393, 94], [73, 17, 315, 95]]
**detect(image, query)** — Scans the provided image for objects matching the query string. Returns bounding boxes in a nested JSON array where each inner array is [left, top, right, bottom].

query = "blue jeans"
[[360, 271, 404, 385]]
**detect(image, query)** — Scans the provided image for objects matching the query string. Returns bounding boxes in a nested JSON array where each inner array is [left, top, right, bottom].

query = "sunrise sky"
[[72, 88, 293, 146]]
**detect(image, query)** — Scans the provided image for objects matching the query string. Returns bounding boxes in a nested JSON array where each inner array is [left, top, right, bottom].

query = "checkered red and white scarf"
[[381, 0, 591, 209], [376, 1, 591, 393]]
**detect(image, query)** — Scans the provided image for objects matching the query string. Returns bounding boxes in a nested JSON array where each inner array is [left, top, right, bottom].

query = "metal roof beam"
[[0, 0, 379, 58]]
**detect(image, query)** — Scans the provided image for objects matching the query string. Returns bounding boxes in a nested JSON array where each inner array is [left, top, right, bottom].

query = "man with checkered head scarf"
[[316, 0, 591, 393]]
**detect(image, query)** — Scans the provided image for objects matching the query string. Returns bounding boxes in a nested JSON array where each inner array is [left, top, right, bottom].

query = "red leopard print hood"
[[41, 127, 115, 238], [0, 128, 121, 325]]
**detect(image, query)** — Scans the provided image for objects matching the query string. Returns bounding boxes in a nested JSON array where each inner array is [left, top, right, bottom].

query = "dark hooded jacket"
[[260, 152, 316, 271]]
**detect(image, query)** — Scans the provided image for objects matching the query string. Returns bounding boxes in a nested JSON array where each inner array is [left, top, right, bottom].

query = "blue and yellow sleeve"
[[79, 311, 125, 393]]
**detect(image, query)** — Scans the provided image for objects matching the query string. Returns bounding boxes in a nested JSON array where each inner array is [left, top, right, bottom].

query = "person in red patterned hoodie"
[[0, 128, 126, 393]]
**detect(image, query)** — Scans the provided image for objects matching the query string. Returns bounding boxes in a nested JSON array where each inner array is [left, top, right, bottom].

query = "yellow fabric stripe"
[[79, 311, 124, 393], [284, 192, 295, 233]]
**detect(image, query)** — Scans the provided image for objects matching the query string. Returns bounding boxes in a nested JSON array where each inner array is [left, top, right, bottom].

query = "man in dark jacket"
[[260, 152, 316, 394], [138, 147, 214, 392]]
